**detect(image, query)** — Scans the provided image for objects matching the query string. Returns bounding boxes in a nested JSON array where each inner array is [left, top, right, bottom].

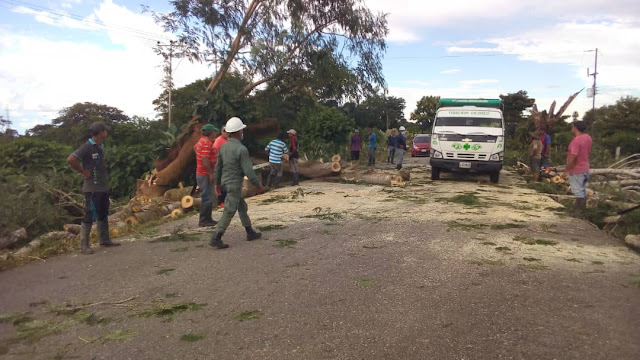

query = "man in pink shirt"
[[562, 121, 592, 216], [212, 126, 230, 207]]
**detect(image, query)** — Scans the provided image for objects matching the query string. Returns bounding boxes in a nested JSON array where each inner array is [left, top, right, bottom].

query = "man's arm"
[[67, 154, 91, 179], [239, 147, 263, 190]]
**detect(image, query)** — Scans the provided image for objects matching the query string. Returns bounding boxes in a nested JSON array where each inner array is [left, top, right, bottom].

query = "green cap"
[[202, 124, 219, 135]]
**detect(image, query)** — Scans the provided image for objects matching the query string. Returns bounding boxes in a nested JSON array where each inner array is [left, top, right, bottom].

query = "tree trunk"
[[164, 187, 194, 202], [341, 169, 410, 186], [0, 228, 27, 250]]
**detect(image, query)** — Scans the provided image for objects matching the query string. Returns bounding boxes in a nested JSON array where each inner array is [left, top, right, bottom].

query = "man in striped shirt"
[[265, 133, 289, 188]]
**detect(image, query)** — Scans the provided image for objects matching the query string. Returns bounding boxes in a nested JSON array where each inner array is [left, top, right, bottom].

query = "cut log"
[[125, 216, 139, 226], [181, 195, 202, 210], [625, 234, 640, 248], [331, 154, 341, 163], [163, 187, 194, 202], [63, 224, 82, 235], [341, 169, 410, 186], [331, 162, 341, 173], [133, 209, 165, 224], [171, 209, 184, 218], [589, 168, 640, 177], [0, 228, 28, 250], [603, 215, 622, 224]]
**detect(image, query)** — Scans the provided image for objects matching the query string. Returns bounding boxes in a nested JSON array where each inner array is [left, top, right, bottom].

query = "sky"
[[1, 0, 639, 134]]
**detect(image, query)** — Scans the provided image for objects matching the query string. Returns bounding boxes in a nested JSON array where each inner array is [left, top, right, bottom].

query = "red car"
[[411, 134, 431, 157]]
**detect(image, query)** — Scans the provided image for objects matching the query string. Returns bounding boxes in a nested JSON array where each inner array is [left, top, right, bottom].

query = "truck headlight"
[[432, 150, 443, 158], [490, 152, 503, 161]]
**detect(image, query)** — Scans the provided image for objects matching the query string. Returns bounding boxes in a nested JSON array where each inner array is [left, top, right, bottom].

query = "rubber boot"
[[245, 226, 262, 241], [571, 198, 586, 217], [98, 220, 120, 247], [209, 232, 229, 249], [292, 173, 299, 186], [198, 203, 217, 227], [80, 222, 94, 255]]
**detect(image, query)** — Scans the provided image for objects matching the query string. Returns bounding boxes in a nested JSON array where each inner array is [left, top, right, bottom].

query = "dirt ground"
[[1, 157, 639, 360]]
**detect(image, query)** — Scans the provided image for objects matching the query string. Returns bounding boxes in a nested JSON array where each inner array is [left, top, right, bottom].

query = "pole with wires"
[[157, 40, 176, 129], [587, 48, 598, 134]]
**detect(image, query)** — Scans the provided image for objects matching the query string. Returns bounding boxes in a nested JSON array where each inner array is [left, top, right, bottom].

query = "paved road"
[[1, 159, 639, 359]]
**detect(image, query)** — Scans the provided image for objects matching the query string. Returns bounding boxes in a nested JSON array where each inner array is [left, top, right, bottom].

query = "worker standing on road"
[[350, 129, 362, 161], [386, 129, 397, 164], [562, 121, 592, 217], [265, 133, 289, 189], [194, 124, 220, 227], [212, 126, 230, 208], [210, 117, 265, 249], [396, 126, 407, 170], [287, 129, 300, 186], [66, 122, 120, 254], [529, 129, 543, 182], [367, 124, 377, 167]]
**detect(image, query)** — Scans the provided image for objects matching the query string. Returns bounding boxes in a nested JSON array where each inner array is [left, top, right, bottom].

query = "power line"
[[385, 50, 588, 60], [0, 0, 173, 43]]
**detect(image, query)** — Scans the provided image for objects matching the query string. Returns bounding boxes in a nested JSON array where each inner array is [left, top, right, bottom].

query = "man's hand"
[[82, 169, 91, 179], [215, 185, 222, 197], [561, 172, 568, 180], [256, 185, 266, 195]]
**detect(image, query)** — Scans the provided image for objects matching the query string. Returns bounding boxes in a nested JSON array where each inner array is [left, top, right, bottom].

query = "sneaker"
[[218, 203, 224, 208]]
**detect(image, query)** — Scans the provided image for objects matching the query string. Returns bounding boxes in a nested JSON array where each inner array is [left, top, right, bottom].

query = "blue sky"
[[1, 0, 639, 134]]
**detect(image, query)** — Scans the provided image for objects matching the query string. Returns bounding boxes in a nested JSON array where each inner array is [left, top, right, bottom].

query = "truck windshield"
[[434, 117, 502, 128]]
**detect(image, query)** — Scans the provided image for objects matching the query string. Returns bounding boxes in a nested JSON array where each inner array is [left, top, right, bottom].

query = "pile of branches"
[[591, 154, 640, 195]]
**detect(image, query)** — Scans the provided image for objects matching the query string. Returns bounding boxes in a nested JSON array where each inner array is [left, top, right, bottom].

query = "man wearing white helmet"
[[210, 117, 265, 249], [396, 126, 407, 170]]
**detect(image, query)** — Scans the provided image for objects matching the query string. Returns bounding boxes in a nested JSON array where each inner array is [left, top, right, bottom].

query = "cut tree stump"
[[163, 187, 194, 202], [181, 195, 202, 210], [0, 228, 27, 250]]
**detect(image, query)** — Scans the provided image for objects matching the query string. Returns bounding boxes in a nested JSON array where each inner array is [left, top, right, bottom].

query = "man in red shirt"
[[212, 126, 229, 207], [562, 121, 592, 216], [194, 124, 219, 226]]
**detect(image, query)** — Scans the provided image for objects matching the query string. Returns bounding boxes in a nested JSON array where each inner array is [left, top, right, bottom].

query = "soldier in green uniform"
[[210, 117, 265, 249]]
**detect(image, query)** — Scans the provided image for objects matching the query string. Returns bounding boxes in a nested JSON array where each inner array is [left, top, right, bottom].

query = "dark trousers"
[[368, 147, 376, 166], [83, 192, 110, 223], [351, 151, 360, 160]]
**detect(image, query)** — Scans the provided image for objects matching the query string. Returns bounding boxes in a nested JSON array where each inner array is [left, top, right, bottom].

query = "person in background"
[[367, 124, 377, 167], [194, 123, 220, 227], [212, 126, 230, 208], [562, 121, 592, 216], [210, 117, 265, 249], [265, 132, 289, 189], [287, 129, 300, 186], [540, 126, 551, 169], [386, 129, 397, 164], [350, 129, 362, 161], [395, 126, 407, 170], [67, 122, 120, 254], [529, 129, 543, 182]]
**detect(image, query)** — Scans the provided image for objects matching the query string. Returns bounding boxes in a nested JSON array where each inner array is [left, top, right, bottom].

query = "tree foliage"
[[584, 96, 640, 155], [147, 0, 388, 100], [342, 95, 406, 130], [410, 95, 440, 131], [300, 103, 354, 158]]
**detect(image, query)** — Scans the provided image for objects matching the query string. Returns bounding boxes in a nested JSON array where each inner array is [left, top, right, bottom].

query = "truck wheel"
[[490, 171, 500, 183], [431, 167, 440, 180]]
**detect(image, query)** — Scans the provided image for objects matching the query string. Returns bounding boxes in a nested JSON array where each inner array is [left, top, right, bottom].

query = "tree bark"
[[0, 228, 27, 250]]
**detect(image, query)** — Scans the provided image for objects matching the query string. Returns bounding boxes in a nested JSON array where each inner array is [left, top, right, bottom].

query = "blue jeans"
[[368, 147, 376, 166], [196, 174, 214, 223], [387, 147, 396, 163], [569, 172, 590, 198]]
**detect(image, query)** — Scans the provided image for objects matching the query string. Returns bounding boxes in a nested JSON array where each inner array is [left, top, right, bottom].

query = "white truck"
[[429, 98, 505, 183]]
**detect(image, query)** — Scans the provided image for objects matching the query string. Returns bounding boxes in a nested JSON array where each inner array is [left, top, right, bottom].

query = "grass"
[[260, 195, 291, 204], [523, 257, 541, 262], [149, 228, 203, 243], [103, 329, 137, 342], [357, 279, 374, 287], [233, 311, 262, 321], [448, 193, 482, 206], [592, 261, 604, 265], [446, 220, 487, 231], [257, 224, 286, 232], [468, 259, 505, 266], [170, 247, 188, 253], [355, 214, 383, 223], [363, 244, 385, 249], [540, 224, 558, 233], [633, 278, 640, 288], [521, 264, 549, 271], [482, 242, 496, 246], [495, 246, 511, 252], [180, 332, 206, 342], [490, 223, 526, 230], [138, 302, 206, 321], [165, 293, 180, 298], [275, 239, 297, 247], [513, 235, 557, 246], [302, 207, 343, 222], [155, 268, 175, 275]]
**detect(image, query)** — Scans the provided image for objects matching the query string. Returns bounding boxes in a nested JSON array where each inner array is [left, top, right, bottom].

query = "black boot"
[[245, 226, 262, 241], [571, 198, 586, 217], [198, 203, 217, 227], [209, 232, 229, 249], [98, 220, 120, 247], [80, 222, 94, 255]]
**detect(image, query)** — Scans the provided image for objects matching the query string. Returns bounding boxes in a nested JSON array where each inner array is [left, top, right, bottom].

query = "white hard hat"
[[225, 117, 246, 133], [287, 129, 297, 135], [399, 126, 406, 131]]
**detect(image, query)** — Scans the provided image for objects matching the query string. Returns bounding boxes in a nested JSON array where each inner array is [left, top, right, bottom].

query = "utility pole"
[[587, 48, 598, 132], [157, 40, 176, 129]]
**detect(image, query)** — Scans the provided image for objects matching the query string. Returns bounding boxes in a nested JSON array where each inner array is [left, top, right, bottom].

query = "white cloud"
[[447, 47, 497, 53], [459, 79, 499, 86], [0, 0, 212, 133], [440, 69, 461, 74]]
